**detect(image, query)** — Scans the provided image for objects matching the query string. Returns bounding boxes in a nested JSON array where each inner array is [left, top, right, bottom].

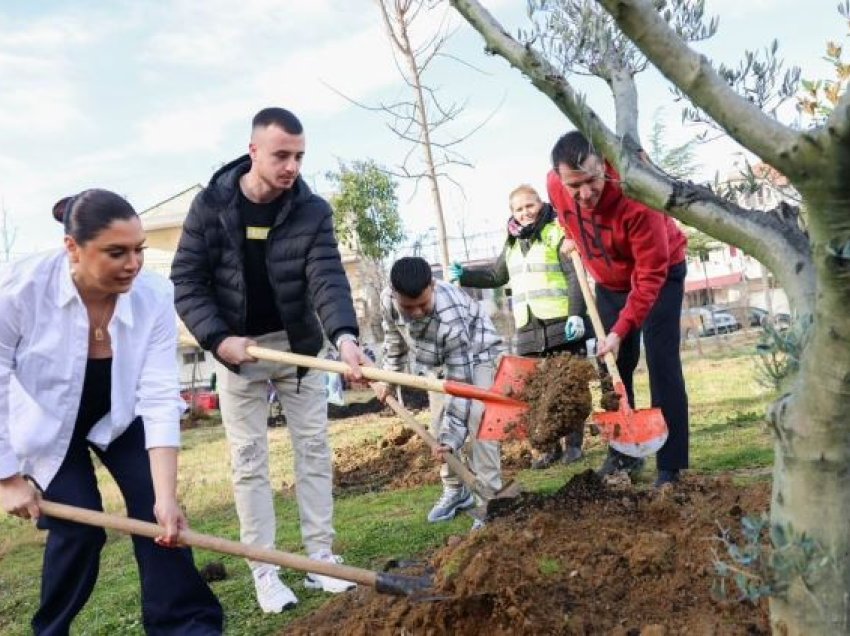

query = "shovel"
[[567, 249, 669, 458], [245, 346, 532, 439], [38, 499, 433, 598], [381, 394, 522, 515]]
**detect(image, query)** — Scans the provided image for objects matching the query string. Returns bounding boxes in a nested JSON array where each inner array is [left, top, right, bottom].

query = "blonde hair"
[[508, 184, 542, 208]]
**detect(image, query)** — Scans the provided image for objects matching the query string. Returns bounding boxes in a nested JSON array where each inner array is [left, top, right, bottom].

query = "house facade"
[[682, 162, 794, 317]]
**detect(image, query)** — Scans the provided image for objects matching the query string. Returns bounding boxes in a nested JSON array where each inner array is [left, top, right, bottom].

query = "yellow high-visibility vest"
[[507, 222, 570, 328]]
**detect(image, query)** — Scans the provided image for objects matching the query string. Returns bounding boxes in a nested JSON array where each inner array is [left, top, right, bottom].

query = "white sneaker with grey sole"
[[252, 565, 298, 613], [304, 550, 357, 593], [427, 486, 475, 523]]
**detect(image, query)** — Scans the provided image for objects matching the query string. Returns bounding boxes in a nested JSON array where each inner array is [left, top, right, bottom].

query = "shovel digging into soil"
[[381, 394, 522, 518], [567, 249, 669, 458], [38, 500, 433, 598]]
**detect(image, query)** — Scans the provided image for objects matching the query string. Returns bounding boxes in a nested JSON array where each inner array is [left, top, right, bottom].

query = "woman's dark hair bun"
[[52, 196, 73, 224]]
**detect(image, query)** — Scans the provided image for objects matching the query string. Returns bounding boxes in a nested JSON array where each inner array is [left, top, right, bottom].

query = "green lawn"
[[0, 333, 775, 635]]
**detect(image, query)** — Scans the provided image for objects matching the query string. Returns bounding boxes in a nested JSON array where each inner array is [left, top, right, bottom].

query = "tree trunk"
[[770, 340, 850, 633], [768, 207, 850, 633]]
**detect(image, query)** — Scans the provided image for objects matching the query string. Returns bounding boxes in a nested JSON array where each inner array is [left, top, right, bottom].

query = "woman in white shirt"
[[0, 189, 223, 635]]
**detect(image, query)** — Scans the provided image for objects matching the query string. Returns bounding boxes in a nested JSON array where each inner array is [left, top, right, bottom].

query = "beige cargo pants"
[[215, 331, 334, 568], [429, 362, 502, 495]]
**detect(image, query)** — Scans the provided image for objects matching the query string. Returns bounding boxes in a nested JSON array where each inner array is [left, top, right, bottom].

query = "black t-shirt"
[[239, 189, 286, 336]]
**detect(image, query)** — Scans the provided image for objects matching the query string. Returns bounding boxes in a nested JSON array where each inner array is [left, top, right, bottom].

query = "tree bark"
[[608, 66, 640, 144], [768, 242, 850, 632]]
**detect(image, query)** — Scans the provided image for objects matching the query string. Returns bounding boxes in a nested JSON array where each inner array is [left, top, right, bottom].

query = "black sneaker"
[[654, 469, 681, 488], [531, 447, 563, 470], [561, 446, 583, 465], [596, 449, 645, 478]]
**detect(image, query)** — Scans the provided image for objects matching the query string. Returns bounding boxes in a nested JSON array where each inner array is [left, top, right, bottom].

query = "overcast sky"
[[0, 0, 840, 258]]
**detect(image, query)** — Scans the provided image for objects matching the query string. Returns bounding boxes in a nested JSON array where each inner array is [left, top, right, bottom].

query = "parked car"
[[724, 305, 768, 328], [727, 306, 793, 330], [681, 306, 741, 337]]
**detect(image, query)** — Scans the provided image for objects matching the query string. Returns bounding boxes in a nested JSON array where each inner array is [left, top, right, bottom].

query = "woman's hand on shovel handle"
[[153, 496, 187, 548], [149, 447, 185, 547], [0, 474, 41, 520]]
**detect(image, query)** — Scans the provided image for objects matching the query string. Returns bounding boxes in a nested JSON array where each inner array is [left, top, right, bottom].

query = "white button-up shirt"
[[0, 250, 185, 489]]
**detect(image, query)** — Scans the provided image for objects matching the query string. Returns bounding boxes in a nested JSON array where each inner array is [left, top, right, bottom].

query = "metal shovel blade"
[[476, 355, 539, 441], [593, 407, 668, 458]]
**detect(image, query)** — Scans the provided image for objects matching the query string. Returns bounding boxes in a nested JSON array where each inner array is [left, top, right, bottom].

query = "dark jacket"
[[170, 155, 358, 369], [459, 206, 587, 356], [547, 165, 687, 338]]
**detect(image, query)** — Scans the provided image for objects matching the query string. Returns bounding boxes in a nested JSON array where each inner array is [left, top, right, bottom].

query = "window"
[[182, 351, 206, 365]]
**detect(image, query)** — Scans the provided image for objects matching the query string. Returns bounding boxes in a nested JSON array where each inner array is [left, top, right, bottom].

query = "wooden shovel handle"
[[382, 395, 486, 498], [568, 249, 624, 387], [246, 345, 446, 394], [37, 499, 378, 587]]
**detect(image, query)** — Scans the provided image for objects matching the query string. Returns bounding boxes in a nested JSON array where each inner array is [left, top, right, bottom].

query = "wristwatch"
[[335, 333, 359, 350]]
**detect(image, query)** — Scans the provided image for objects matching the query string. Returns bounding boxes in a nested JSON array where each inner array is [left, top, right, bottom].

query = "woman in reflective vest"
[[450, 184, 589, 469]]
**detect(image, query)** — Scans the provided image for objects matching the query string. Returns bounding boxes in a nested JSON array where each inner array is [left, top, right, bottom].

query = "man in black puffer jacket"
[[171, 107, 371, 614]]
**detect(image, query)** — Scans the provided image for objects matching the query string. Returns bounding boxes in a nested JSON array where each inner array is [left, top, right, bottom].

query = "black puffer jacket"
[[170, 155, 358, 367]]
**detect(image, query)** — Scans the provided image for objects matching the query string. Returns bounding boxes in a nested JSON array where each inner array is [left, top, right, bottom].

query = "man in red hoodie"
[[546, 131, 689, 487]]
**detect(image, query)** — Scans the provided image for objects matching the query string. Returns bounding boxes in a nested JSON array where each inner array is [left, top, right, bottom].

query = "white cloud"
[[141, 0, 342, 70], [0, 14, 116, 136], [133, 22, 400, 156]]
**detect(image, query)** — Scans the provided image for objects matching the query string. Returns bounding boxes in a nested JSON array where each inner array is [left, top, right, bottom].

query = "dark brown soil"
[[328, 388, 430, 420], [287, 473, 770, 636], [599, 373, 621, 411], [521, 354, 596, 451], [333, 424, 532, 495]]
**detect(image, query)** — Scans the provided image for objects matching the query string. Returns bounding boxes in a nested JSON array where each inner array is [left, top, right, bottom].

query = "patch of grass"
[[0, 338, 778, 635], [537, 556, 562, 576]]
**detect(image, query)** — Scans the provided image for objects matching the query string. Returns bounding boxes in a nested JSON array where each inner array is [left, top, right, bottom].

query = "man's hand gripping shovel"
[[566, 247, 668, 457]]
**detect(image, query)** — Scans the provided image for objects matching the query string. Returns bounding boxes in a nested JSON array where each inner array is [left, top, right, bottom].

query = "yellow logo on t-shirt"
[[246, 226, 270, 240]]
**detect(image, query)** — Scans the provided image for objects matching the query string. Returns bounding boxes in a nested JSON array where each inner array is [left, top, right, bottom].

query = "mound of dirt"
[[522, 354, 596, 450], [288, 473, 770, 636], [334, 424, 532, 494]]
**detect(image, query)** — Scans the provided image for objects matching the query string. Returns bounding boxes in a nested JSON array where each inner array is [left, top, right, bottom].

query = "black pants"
[[595, 261, 689, 470], [33, 363, 222, 635]]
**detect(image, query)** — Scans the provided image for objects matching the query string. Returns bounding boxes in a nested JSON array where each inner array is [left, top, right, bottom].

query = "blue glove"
[[448, 262, 464, 282], [565, 315, 585, 342]]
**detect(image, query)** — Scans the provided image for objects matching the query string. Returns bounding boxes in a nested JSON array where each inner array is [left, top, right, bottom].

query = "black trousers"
[[595, 261, 689, 470], [32, 416, 223, 635]]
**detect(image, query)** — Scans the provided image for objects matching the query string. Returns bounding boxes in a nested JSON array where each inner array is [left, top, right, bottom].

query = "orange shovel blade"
[[593, 407, 668, 458], [476, 355, 539, 441]]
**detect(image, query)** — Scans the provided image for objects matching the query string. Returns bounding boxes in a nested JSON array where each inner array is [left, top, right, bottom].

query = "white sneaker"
[[304, 549, 357, 593], [427, 486, 475, 522], [252, 565, 298, 613]]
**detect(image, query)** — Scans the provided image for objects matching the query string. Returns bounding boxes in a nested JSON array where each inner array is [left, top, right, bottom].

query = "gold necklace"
[[92, 296, 117, 342]]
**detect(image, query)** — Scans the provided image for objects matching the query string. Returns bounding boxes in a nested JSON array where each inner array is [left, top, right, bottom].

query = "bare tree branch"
[[594, 0, 800, 172]]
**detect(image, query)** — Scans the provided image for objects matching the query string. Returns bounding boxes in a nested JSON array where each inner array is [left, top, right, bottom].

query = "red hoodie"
[[546, 166, 687, 339]]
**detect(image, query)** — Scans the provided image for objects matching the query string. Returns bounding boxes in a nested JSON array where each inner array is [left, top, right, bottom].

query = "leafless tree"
[[369, 0, 497, 273]]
